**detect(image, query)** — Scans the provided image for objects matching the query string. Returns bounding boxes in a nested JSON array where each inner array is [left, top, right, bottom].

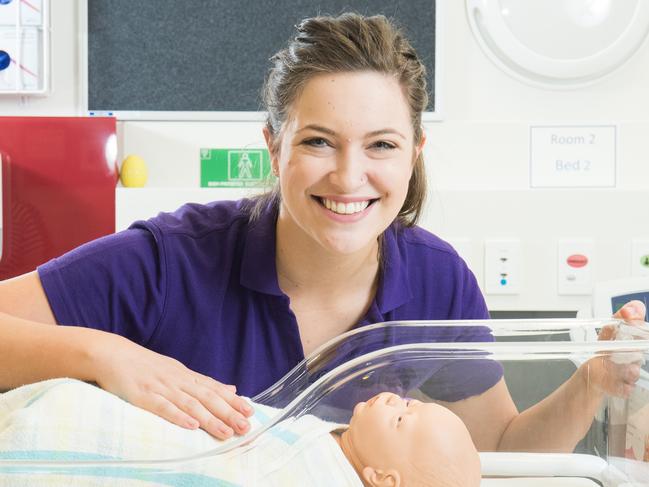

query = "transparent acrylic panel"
[[1, 319, 648, 486]]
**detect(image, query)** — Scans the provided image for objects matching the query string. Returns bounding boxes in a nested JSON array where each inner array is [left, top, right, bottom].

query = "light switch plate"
[[558, 240, 594, 295]]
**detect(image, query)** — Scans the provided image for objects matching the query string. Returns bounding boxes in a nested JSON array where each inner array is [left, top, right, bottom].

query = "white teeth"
[[320, 198, 370, 215]]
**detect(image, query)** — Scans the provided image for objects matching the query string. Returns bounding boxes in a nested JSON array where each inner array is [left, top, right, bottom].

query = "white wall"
[[2, 0, 649, 313]]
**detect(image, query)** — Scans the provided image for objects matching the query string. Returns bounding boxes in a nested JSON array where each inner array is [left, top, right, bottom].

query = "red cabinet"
[[0, 117, 118, 280]]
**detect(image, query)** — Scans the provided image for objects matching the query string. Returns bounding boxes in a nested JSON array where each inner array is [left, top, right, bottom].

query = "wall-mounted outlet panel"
[[484, 240, 521, 295], [558, 240, 594, 295]]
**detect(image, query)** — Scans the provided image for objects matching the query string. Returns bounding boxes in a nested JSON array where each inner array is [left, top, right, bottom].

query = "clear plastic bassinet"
[[1, 319, 648, 486]]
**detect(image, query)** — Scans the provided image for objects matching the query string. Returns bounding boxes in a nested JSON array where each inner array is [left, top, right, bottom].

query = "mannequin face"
[[340, 392, 481, 487]]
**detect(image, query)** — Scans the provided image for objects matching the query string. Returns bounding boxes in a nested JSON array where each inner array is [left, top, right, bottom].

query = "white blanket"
[[0, 379, 362, 486]]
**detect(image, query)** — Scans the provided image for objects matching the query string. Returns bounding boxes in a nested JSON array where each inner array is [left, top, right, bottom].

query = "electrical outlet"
[[484, 240, 520, 295]]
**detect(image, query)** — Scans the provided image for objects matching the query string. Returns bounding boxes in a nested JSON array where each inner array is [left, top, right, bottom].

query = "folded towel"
[[0, 378, 362, 486]]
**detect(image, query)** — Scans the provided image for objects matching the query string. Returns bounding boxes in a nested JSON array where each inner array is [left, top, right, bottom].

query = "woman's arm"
[[0, 271, 97, 388], [443, 371, 603, 453], [439, 378, 518, 451], [0, 271, 56, 324], [444, 302, 646, 452], [496, 365, 605, 452], [0, 271, 253, 439]]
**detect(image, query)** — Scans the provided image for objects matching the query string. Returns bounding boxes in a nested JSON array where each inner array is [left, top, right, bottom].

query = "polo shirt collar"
[[240, 202, 284, 296], [240, 204, 413, 312]]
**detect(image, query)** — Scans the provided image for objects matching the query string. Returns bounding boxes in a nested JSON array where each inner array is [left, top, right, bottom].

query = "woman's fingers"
[[599, 300, 647, 341], [597, 359, 641, 398], [137, 382, 250, 439], [583, 355, 642, 398], [173, 390, 243, 439], [597, 324, 617, 341], [172, 375, 251, 437], [137, 392, 200, 431], [613, 300, 646, 322], [195, 374, 255, 418], [214, 383, 255, 418], [202, 391, 250, 435]]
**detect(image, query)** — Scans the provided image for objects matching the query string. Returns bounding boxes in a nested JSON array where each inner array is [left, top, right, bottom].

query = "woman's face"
[[267, 71, 423, 256]]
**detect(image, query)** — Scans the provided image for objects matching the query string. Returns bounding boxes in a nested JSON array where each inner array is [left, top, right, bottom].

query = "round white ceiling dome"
[[466, 0, 649, 89]]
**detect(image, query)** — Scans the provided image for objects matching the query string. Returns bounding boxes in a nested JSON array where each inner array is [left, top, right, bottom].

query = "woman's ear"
[[262, 126, 280, 177], [362, 466, 401, 487], [415, 131, 426, 160]]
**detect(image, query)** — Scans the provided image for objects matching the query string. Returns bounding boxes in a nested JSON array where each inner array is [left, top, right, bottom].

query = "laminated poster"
[[200, 148, 273, 188]]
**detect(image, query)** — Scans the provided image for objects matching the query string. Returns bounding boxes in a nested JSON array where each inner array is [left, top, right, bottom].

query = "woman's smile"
[[313, 195, 380, 221]]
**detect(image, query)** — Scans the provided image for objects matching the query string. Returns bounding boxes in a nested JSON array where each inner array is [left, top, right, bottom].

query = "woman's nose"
[[329, 150, 368, 191]]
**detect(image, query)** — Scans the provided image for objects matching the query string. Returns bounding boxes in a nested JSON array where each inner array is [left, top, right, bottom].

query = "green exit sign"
[[200, 148, 273, 187]]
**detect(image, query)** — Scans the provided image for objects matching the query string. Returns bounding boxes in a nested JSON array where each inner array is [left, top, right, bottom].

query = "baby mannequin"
[[336, 392, 481, 487], [0, 380, 479, 486]]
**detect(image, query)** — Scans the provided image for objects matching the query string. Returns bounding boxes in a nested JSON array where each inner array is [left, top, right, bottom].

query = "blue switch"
[[0, 50, 10, 71]]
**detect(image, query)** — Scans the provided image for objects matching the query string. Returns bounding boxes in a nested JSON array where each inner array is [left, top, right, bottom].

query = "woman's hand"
[[91, 333, 253, 440], [613, 299, 646, 322], [580, 300, 647, 398]]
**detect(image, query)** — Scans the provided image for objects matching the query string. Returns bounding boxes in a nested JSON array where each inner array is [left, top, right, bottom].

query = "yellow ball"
[[120, 155, 148, 187]]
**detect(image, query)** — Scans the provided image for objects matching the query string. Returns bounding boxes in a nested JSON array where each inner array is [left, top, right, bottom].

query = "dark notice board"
[[88, 1, 436, 113]]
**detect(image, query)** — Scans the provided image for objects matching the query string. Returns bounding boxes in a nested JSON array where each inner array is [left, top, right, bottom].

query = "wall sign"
[[530, 125, 616, 188], [200, 148, 273, 188]]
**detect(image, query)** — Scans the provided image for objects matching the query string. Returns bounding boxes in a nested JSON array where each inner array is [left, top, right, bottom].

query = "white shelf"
[[115, 187, 264, 231]]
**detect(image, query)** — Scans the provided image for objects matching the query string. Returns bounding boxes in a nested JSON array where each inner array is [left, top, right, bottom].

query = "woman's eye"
[[303, 137, 330, 148], [371, 140, 396, 150]]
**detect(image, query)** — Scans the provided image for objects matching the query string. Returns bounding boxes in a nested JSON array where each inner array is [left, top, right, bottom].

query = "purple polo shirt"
[[38, 199, 502, 403]]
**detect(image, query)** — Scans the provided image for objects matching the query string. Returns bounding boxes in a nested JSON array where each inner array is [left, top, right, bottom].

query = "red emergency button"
[[567, 254, 588, 268]]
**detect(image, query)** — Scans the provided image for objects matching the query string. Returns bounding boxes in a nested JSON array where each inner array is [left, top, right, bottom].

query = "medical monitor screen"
[[611, 291, 649, 314]]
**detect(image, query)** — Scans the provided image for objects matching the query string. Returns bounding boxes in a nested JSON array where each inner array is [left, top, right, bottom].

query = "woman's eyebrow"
[[296, 124, 337, 136], [296, 124, 406, 140], [366, 128, 406, 140]]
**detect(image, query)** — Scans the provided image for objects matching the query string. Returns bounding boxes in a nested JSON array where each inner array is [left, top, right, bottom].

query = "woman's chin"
[[319, 236, 378, 257]]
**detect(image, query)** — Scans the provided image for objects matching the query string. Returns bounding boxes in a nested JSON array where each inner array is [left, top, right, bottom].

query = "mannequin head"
[[337, 392, 480, 487]]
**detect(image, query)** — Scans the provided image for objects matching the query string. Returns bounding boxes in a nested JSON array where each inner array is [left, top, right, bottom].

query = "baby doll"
[[337, 391, 481, 487], [0, 380, 479, 486]]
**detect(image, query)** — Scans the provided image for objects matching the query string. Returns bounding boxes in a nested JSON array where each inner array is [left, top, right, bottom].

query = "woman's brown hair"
[[250, 12, 428, 226]]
